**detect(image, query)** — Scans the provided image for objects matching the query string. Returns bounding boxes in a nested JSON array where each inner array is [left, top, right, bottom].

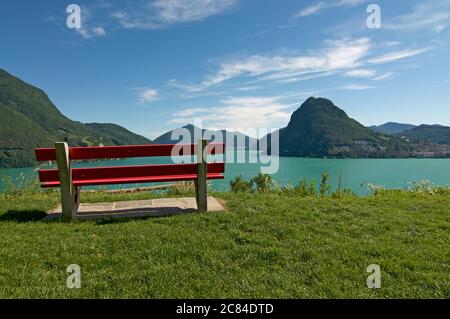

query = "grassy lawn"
[[0, 190, 448, 298]]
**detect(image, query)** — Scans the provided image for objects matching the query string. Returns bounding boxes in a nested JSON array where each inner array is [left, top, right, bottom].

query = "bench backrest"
[[35, 143, 225, 187], [35, 143, 224, 161]]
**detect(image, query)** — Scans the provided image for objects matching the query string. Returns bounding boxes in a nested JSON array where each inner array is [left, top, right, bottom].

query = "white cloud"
[[77, 26, 106, 39], [235, 86, 261, 92], [113, 0, 238, 29], [345, 69, 376, 78], [295, 3, 326, 18], [170, 95, 295, 130], [338, 84, 375, 90], [368, 48, 431, 64], [138, 88, 160, 104], [385, 2, 450, 32], [169, 38, 372, 92], [72, 5, 107, 39], [295, 0, 366, 18], [377, 41, 401, 48], [275, 71, 337, 83], [373, 72, 394, 81], [435, 24, 447, 33]]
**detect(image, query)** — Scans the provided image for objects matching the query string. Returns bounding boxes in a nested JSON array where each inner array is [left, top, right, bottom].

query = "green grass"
[[0, 190, 448, 298]]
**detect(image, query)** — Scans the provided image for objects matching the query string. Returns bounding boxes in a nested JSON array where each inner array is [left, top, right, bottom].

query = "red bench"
[[35, 140, 225, 221]]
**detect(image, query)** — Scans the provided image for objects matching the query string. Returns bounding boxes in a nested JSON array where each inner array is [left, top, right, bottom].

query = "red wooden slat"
[[38, 169, 59, 183], [35, 143, 225, 161], [35, 148, 56, 161], [38, 163, 225, 183], [41, 173, 224, 188]]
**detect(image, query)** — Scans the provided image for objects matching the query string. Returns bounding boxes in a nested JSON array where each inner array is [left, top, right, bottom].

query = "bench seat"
[[40, 173, 224, 188]]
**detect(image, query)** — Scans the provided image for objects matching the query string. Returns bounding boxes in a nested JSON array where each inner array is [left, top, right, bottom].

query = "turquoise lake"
[[0, 151, 449, 194]]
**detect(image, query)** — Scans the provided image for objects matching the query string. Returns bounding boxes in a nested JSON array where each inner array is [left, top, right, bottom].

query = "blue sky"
[[1, 0, 450, 139]]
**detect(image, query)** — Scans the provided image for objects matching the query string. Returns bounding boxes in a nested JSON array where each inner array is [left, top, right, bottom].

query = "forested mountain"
[[0, 69, 151, 168], [268, 97, 450, 158], [369, 122, 417, 134]]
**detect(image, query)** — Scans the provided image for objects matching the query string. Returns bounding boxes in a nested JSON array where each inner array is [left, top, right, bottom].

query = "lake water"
[[0, 151, 449, 194]]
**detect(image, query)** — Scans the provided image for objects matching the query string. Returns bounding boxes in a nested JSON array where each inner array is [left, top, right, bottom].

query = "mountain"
[[84, 123, 150, 145], [270, 97, 449, 158], [153, 124, 257, 149], [0, 69, 152, 168], [395, 125, 450, 146], [369, 122, 417, 134]]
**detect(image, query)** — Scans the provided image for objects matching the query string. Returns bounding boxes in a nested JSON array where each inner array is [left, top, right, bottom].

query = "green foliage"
[[331, 188, 355, 199], [319, 172, 331, 196], [230, 176, 253, 193], [363, 180, 450, 196], [0, 69, 152, 168], [395, 125, 450, 146], [0, 190, 448, 298], [251, 173, 279, 193], [0, 173, 41, 195], [166, 181, 197, 196], [280, 183, 296, 194], [308, 180, 316, 196], [362, 182, 387, 195], [296, 179, 309, 197]]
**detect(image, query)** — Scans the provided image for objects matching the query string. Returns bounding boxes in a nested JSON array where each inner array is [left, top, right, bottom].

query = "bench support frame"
[[196, 139, 208, 213], [55, 142, 79, 221], [50, 140, 212, 221]]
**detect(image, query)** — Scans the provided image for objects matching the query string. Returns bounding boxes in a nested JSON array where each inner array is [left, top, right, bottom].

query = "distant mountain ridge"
[[269, 97, 450, 158], [153, 124, 257, 149], [1, 67, 449, 168], [0, 68, 152, 168], [369, 122, 417, 134], [159, 98, 450, 159], [395, 125, 450, 146]]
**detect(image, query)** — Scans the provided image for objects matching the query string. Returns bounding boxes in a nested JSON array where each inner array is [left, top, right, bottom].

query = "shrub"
[[251, 173, 279, 193], [332, 188, 355, 199], [320, 172, 331, 196], [308, 180, 316, 196], [230, 176, 253, 193], [362, 182, 386, 195], [295, 179, 309, 197], [0, 173, 40, 195], [406, 180, 450, 195], [167, 181, 196, 196], [281, 183, 296, 194]]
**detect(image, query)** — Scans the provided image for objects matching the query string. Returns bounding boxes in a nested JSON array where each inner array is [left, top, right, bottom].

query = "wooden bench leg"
[[55, 142, 78, 222], [73, 186, 80, 216], [196, 139, 208, 213]]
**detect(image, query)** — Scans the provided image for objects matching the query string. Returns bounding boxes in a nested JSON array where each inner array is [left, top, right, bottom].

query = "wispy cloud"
[[60, 0, 239, 38], [373, 72, 394, 81], [385, 2, 450, 33], [295, 0, 366, 18], [170, 94, 304, 130], [368, 48, 431, 64], [77, 26, 106, 39], [345, 69, 376, 78], [170, 96, 292, 130], [234, 86, 261, 92], [168, 38, 372, 92], [75, 4, 108, 39], [338, 84, 375, 91], [137, 88, 160, 104], [113, 0, 238, 30]]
